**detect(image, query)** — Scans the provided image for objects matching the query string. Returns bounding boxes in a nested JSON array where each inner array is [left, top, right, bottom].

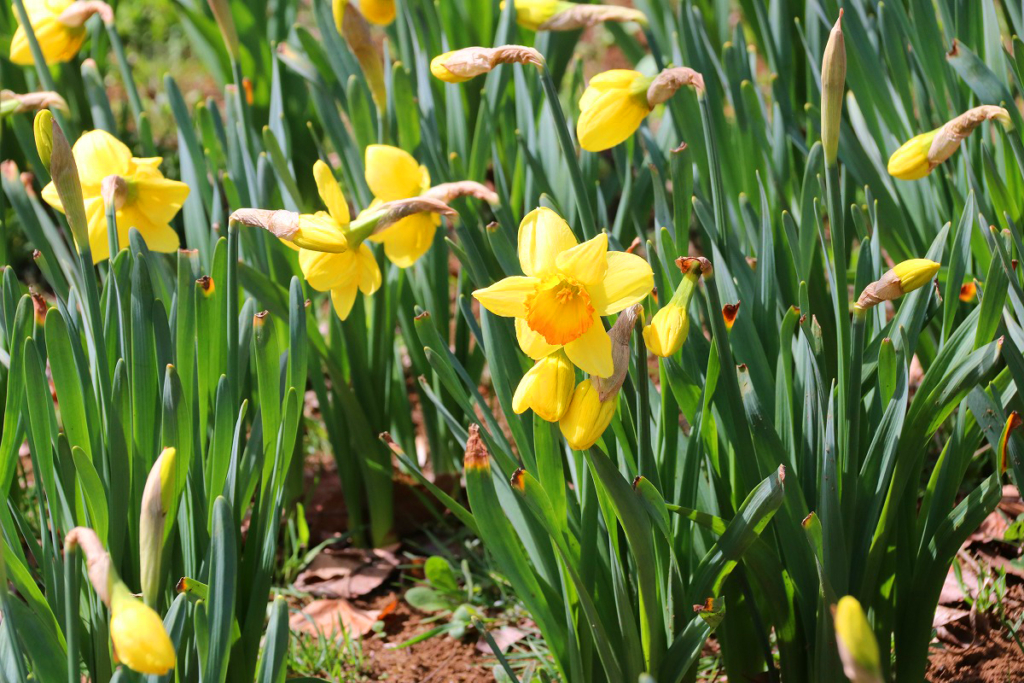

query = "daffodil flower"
[[502, 0, 646, 32], [10, 0, 111, 66], [361, 144, 437, 268], [473, 207, 653, 378], [40, 129, 189, 263], [110, 582, 176, 675], [577, 67, 704, 152], [357, 0, 394, 25], [294, 160, 382, 320], [512, 350, 575, 422], [887, 105, 1012, 181]]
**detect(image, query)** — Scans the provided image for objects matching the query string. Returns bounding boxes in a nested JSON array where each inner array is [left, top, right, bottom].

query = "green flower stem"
[[844, 305, 866, 522], [104, 21, 156, 156], [105, 199, 119, 262], [825, 160, 850, 481], [64, 545, 80, 683], [635, 324, 658, 490], [226, 219, 240, 405], [540, 67, 597, 240], [698, 93, 729, 253]]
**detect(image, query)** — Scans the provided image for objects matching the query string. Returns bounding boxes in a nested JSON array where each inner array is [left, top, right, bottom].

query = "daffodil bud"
[[139, 447, 177, 606], [33, 110, 53, 170], [502, 0, 647, 31], [643, 257, 705, 357], [332, 0, 386, 108], [110, 582, 177, 675], [833, 596, 882, 683], [347, 196, 457, 245], [820, 10, 846, 165], [560, 379, 618, 450], [855, 258, 939, 309], [559, 305, 641, 449], [888, 105, 1012, 180], [229, 208, 349, 252], [512, 350, 575, 421], [9, 0, 105, 66], [430, 45, 544, 83]]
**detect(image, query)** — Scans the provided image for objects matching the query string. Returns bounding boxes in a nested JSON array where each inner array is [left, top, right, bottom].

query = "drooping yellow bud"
[[820, 10, 846, 165], [855, 258, 939, 309], [430, 45, 544, 84], [886, 130, 939, 180], [358, 0, 395, 25], [229, 209, 349, 252], [888, 105, 1012, 181], [512, 350, 575, 422], [833, 596, 882, 683], [643, 257, 705, 357], [559, 380, 617, 450], [139, 447, 177, 606], [502, 0, 647, 31], [109, 582, 176, 675]]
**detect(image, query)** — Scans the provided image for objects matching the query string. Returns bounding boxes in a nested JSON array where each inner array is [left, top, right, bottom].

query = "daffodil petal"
[[555, 232, 608, 285], [360, 0, 396, 25], [131, 177, 190, 224], [577, 89, 650, 153], [299, 250, 348, 291], [356, 244, 382, 295], [367, 212, 437, 268], [331, 282, 360, 320], [518, 207, 577, 278], [515, 317, 560, 360], [364, 144, 425, 201], [41, 181, 62, 213], [119, 208, 181, 254], [564, 315, 613, 378], [72, 130, 133, 187], [579, 69, 644, 110], [473, 276, 539, 318], [313, 159, 350, 225], [590, 251, 654, 315]]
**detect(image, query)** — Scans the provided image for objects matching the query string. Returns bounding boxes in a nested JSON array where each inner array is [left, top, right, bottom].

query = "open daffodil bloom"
[[10, 0, 106, 66], [362, 144, 437, 268], [473, 207, 653, 377], [295, 160, 381, 320], [41, 129, 189, 263]]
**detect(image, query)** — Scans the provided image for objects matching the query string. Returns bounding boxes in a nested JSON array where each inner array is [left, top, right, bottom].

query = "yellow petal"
[[643, 302, 688, 357], [331, 282, 360, 320], [887, 131, 937, 181], [507, 0, 561, 31], [473, 276, 539, 318], [516, 317, 560, 359], [590, 251, 654, 315], [892, 258, 940, 293], [512, 351, 575, 422], [356, 243, 382, 295], [41, 180, 62, 212], [577, 88, 650, 152], [367, 212, 437, 268], [72, 130, 133, 187], [131, 177, 190, 225], [360, 0, 396, 25], [518, 207, 577, 278], [555, 232, 608, 285], [313, 159, 350, 225], [292, 212, 349, 252], [84, 198, 109, 262], [118, 208, 181, 254], [364, 144, 426, 201], [579, 69, 645, 110], [299, 250, 348, 291], [563, 314, 613, 378], [524, 276, 596, 345]]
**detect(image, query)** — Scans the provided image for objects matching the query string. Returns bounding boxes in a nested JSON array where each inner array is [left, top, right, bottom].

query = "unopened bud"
[[33, 110, 53, 169], [820, 10, 846, 164], [646, 67, 705, 106], [139, 447, 177, 606], [833, 596, 882, 683], [855, 258, 939, 309], [430, 45, 544, 83], [58, 1, 113, 27]]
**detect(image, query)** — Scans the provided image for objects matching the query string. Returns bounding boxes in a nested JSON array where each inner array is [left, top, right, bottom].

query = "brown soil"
[[927, 629, 1024, 682], [352, 597, 494, 683]]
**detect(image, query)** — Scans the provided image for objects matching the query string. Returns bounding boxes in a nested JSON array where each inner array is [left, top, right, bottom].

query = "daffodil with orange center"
[[289, 160, 381, 320], [41, 129, 189, 263], [361, 144, 437, 268], [473, 207, 653, 378]]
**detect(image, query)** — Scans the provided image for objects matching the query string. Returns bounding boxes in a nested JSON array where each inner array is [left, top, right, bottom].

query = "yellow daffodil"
[[512, 350, 575, 422], [577, 70, 652, 152], [10, 0, 92, 66], [362, 144, 436, 268], [430, 45, 544, 84], [888, 105, 1012, 181], [358, 0, 394, 25], [295, 160, 381, 320], [559, 378, 617, 450], [109, 582, 176, 675], [502, 0, 647, 31], [473, 207, 653, 378], [833, 596, 882, 683], [578, 67, 704, 152], [855, 258, 939, 309], [40, 129, 189, 263]]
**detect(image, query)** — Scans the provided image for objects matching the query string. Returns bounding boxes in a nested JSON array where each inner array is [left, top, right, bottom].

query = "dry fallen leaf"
[[476, 626, 526, 654], [294, 545, 400, 599], [289, 596, 398, 639]]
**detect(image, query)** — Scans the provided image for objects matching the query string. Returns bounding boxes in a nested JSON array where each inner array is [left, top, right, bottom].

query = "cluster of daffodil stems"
[[3, 0, 1024, 682]]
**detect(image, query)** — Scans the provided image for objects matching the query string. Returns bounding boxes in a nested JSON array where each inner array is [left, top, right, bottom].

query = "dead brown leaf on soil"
[[294, 544, 400, 599], [289, 596, 398, 639]]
